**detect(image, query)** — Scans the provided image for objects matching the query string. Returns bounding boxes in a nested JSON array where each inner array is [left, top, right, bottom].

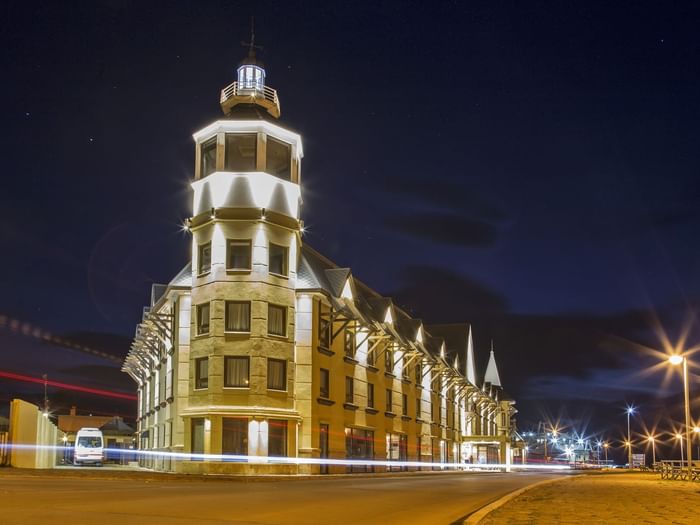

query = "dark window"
[[225, 301, 250, 332], [318, 309, 331, 349], [269, 243, 288, 276], [345, 376, 354, 404], [268, 419, 287, 457], [385, 349, 394, 374], [224, 356, 250, 387], [222, 418, 248, 456], [386, 389, 393, 413], [415, 363, 422, 384], [416, 398, 421, 419], [367, 383, 375, 408], [344, 330, 355, 358], [320, 368, 330, 398], [227, 240, 252, 270], [268, 304, 287, 336], [198, 243, 211, 274], [195, 357, 208, 389], [266, 136, 291, 180], [267, 358, 287, 390], [402, 393, 408, 416], [402, 357, 410, 380], [191, 418, 205, 457], [196, 303, 210, 335], [345, 428, 374, 472], [366, 347, 375, 367], [224, 133, 256, 171], [200, 137, 217, 178]]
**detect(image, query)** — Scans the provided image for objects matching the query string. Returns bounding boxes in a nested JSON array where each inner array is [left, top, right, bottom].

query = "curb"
[[463, 475, 578, 525]]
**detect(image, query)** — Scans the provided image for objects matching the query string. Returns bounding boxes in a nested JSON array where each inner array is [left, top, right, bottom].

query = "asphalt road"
[[0, 469, 562, 524]]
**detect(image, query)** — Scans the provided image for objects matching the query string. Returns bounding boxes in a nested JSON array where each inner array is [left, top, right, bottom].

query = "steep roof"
[[484, 349, 502, 387]]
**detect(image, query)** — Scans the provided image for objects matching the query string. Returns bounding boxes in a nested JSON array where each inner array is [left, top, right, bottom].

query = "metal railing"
[[658, 460, 700, 481], [220, 81, 279, 108]]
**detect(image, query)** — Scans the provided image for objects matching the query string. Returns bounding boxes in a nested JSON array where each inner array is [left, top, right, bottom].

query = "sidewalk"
[[480, 472, 698, 524]]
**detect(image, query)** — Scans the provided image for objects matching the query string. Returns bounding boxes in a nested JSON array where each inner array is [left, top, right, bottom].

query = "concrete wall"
[[8, 399, 59, 469]]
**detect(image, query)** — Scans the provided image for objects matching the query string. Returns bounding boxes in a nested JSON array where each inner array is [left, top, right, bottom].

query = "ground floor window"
[[268, 419, 287, 457], [345, 427, 374, 473], [191, 418, 205, 460], [222, 418, 248, 459], [387, 432, 408, 471]]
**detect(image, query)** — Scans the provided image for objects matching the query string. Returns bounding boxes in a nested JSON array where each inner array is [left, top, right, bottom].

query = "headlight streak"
[[6, 444, 574, 471]]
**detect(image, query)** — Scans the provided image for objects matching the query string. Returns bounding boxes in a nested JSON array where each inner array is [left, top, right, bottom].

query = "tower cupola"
[[220, 22, 280, 118]]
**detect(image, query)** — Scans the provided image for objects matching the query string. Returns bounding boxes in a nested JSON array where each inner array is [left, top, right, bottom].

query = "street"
[[0, 470, 561, 524]]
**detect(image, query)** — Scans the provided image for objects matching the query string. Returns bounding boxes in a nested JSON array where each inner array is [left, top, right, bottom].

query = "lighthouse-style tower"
[[185, 42, 303, 472]]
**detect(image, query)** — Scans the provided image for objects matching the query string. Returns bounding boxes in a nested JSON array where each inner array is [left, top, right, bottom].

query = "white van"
[[74, 428, 104, 466]]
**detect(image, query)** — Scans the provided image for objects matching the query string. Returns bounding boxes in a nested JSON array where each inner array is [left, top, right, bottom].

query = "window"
[[266, 136, 291, 180], [385, 389, 393, 413], [191, 418, 205, 457], [198, 243, 211, 275], [267, 358, 287, 390], [402, 393, 408, 416], [225, 301, 250, 332], [416, 398, 421, 419], [224, 356, 249, 387], [222, 418, 248, 456], [268, 304, 287, 336], [224, 133, 256, 171], [200, 137, 217, 178], [268, 419, 287, 457], [269, 243, 288, 276], [318, 309, 331, 349], [402, 357, 410, 381], [367, 383, 375, 408], [195, 357, 208, 389], [385, 348, 394, 374], [415, 363, 422, 384], [196, 303, 210, 335], [227, 240, 252, 270], [366, 346, 375, 367], [320, 368, 330, 398], [345, 428, 374, 472], [344, 330, 355, 358], [345, 376, 354, 404]]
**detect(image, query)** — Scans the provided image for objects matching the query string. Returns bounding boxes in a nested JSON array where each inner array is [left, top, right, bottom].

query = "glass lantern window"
[[225, 134, 257, 171]]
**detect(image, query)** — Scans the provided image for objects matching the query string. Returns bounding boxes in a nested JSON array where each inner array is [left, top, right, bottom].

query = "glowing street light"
[[626, 405, 636, 468], [675, 432, 684, 464], [603, 442, 609, 464], [668, 354, 692, 476], [646, 435, 657, 466]]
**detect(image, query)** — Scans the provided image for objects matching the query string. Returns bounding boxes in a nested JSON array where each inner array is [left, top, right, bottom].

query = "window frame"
[[344, 329, 355, 359], [265, 136, 292, 180], [267, 358, 287, 391], [224, 132, 257, 172], [267, 303, 288, 337], [198, 242, 212, 276], [226, 239, 252, 271], [224, 356, 250, 388], [385, 388, 393, 413], [345, 376, 354, 404], [196, 302, 210, 335], [268, 243, 289, 277], [319, 368, 330, 399], [194, 357, 208, 390], [367, 383, 375, 408], [224, 300, 251, 333], [200, 137, 217, 179]]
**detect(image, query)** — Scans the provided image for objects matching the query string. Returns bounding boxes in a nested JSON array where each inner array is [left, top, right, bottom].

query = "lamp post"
[[694, 426, 700, 461], [626, 406, 636, 468], [669, 355, 692, 476], [647, 435, 656, 467], [603, 442, 609, 464], [676, 433, 684, 464]]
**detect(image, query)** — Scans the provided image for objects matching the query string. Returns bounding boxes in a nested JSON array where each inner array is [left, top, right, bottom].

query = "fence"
[[658, 460, 700, 482]]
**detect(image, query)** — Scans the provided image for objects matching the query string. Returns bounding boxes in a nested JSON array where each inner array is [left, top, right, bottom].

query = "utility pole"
[[42, 373, 49, 415]]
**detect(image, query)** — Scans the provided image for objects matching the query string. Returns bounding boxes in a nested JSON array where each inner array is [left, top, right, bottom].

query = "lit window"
[[267, 358, 287, 391], [266, 136, 291, 180], [320, 368, 330, 398], [200, 137, 217, 178], [195, 357, 208, 389], [344, 330, 355, 358], [224, 356, 250, 387], [196, 303, 210, 335], [225, 301, 250, 332], [268, 304, 287, 336], [198, 243, 211, 275], [269, 243, 288, 276], [224, 133, 257, 172], [227, 240, 252, 270]]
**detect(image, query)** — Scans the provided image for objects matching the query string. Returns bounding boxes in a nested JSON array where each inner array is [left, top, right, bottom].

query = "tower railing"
[[220, 81, 280, 109]]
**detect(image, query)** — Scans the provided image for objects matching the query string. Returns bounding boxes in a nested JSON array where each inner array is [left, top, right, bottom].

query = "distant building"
[[57, 406, 134, 455], [122, 45, 519, 474]]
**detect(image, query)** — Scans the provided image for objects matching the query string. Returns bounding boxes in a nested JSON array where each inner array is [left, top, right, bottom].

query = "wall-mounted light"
[[210, 208, 216, 220], [261, 207, 266, 220]]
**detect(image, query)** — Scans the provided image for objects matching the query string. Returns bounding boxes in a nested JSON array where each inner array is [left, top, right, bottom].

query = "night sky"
[[2, 1, 699, 455]]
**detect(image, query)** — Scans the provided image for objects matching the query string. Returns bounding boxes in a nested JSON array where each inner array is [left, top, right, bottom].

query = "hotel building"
[[122, 47, 519, 474]]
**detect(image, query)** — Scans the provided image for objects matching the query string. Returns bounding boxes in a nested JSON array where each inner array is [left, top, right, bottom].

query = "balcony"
[[220, 81, 280, 118]]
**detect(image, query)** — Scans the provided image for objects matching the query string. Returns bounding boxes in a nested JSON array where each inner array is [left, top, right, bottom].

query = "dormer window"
[[225, 133, 257, 171]]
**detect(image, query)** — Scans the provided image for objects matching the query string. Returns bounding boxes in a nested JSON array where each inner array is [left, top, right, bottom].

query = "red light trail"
[[0, 370, 136, 401]]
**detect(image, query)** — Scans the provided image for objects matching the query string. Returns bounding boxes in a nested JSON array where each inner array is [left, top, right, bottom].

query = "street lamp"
[[603, 442, 609, 464], [694, 426, 700, 461], [646, 435, 656, 466], [668, 355, 692, 476], [675, 432, 684, 464], [626, 406, 636, 468]]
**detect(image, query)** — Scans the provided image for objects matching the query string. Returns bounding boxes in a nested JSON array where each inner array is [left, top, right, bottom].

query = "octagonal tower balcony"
[[220, 63, 280, 118]]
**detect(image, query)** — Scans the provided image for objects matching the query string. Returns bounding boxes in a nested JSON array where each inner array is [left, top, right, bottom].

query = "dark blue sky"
[[1, 1, 699, 437]]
